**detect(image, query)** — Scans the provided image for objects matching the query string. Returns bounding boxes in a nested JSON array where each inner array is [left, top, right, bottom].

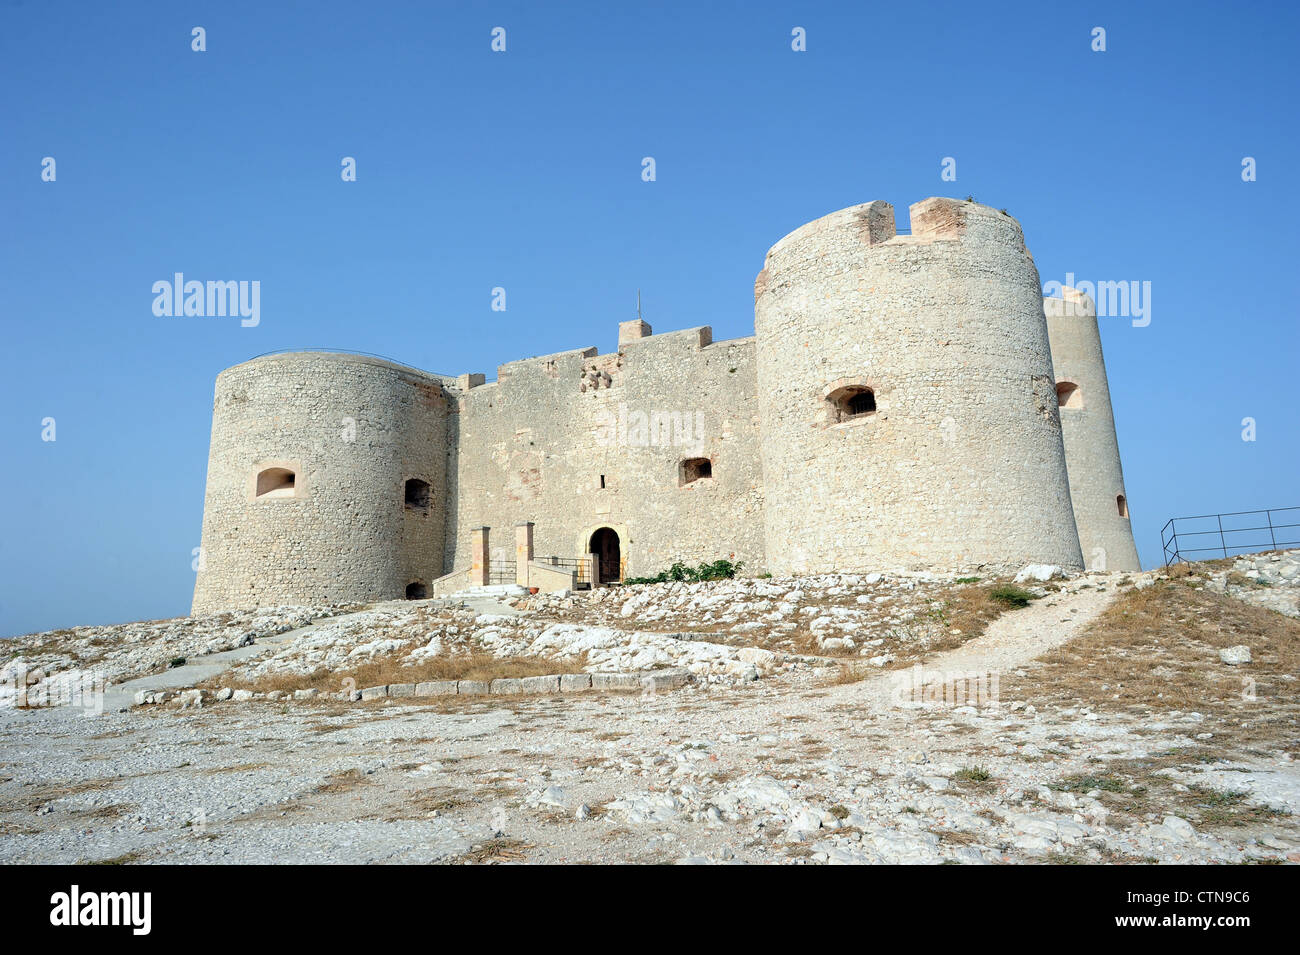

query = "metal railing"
[[487, 559, 517, 585], [537, 556, 594, 588], [1161, 506, 1300, 565]]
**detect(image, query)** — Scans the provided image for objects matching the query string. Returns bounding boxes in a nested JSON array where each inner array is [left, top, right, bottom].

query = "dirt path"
[[853, 580, 1121, 708], [98, 608, 379, 712]]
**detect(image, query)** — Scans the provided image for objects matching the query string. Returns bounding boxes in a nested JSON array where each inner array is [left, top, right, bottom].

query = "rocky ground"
[[0, 551, 1297, 864]]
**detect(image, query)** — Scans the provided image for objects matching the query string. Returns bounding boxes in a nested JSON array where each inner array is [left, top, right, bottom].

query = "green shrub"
[[988, 585, 1036, 608], [623, 559, 744, 586]]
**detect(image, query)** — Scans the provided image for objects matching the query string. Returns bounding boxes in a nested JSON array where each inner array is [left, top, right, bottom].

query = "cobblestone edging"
[[123, 668, 694, 709], [357, 668, 692, 701]]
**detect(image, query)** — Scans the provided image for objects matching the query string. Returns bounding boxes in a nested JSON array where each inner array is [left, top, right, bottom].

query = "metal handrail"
[[538, 555, 594, 586], [487, 559, 517, 585], [1161, 506, 1300, 565]]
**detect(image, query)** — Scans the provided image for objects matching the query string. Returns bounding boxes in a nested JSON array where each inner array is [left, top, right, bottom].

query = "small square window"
[[681, 458, 712, 484], [405, 478, 431, 510]]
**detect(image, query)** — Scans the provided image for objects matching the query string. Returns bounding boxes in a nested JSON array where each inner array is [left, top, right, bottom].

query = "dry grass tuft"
[[1009, 576, 1300, 837], [84, 851, 144, 865], [311, 768, 369, 796], [458, 838, 532, 864], [0, 778, 115, 814], [1005, 580, 1300, 748], [1051, 750, 1292, 830], [931, 827, 981, 846], [376, 787, 472, 821]]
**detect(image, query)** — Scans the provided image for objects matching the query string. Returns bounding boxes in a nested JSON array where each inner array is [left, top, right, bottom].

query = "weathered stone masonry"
[[192, 197, 1141, 614]]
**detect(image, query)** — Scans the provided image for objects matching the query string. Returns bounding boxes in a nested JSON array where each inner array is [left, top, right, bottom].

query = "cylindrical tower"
[[754, 197, 1083, 575], [191, 351, 449, 613], [1045, 289, 1141, 571]]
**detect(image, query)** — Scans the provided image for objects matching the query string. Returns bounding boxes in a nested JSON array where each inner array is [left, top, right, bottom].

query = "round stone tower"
[[754, 197, 1084, 575], [191, 351, 449, 614], [1045, 289, 1141, 571]]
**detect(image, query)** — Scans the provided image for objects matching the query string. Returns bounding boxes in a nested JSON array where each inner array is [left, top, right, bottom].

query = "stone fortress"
[[191, 196, 1141, 614]]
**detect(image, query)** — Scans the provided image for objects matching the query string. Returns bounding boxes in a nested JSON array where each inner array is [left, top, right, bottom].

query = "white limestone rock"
[[1014, 564, 1064, 583], [1219, 645, 1252, 665]]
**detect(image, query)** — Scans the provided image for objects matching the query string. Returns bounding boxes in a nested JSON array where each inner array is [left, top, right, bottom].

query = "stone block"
[[560, 673, 592, 691], [359, 685, 389, 700], [388, 683, 415, 698], [642, 669, 690, 691], [457, 680, 489, 695], [490, 678, 525, 694], [415, 680, 458, 697], [591, 672, 643, 690], [520, 675, 561, 694]]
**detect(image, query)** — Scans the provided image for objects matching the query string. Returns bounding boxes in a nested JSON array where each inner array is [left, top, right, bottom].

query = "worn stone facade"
[[442, 324, 765, 581], [191, 353, 448, 613], [755, 198, 1084, 575], [1045, 289, 1142, 572], [192, 197, 1141, 613]]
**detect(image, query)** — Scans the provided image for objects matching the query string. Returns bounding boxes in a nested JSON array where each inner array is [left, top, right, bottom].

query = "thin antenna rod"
[[637, 288, 642, 321]]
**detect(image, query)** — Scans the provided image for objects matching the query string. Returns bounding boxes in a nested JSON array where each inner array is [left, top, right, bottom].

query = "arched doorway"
[[589, 527, 622, 584]]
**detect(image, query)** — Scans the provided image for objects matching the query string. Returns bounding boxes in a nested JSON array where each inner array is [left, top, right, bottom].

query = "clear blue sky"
[[2, 1, 1296, 637]]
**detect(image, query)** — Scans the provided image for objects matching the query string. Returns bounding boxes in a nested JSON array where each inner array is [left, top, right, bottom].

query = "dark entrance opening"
[[590, 527, 621, 584], [405, 478, 431, 510], [405, 581, 427, 599]]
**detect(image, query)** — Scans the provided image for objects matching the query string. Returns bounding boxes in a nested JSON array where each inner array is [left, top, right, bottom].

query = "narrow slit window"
[[1117, 494, 1129, 519]]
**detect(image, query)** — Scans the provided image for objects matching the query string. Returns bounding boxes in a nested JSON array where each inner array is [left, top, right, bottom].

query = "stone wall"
[[191, 352, 449, 612], [444, 325, 766, 579], [191, 196, 1144, 613], [753, 197, 1084, 574], [1045, 289, 1141, 572]]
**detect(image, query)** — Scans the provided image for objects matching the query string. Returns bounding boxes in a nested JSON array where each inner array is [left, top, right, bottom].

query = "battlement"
[[756, 197, 1030, 302], [495, 346, 598, 383], [452, 324, 726, 403], [906, 196, 1025, 246]]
